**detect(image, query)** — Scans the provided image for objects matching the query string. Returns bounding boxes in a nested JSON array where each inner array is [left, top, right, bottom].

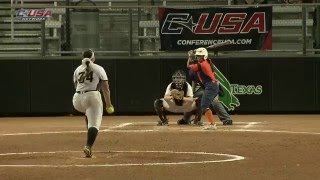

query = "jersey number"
[[78, 71, 93, 83]]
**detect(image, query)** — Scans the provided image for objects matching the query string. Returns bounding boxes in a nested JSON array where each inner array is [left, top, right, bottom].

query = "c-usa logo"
[[161, 13, 197, 34]]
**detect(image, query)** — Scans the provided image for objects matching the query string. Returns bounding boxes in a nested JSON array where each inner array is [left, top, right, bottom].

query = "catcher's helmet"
[[172, 70, 186, 90], [195, 47, 208, 59]]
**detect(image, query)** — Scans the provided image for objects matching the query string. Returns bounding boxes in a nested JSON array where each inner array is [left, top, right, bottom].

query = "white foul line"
[[1, 128, 320, 135], [0, 130, 87, 136], [243, 122, 261, 129], [107, 123, 133, 129], [0, 123, 132, 136], [232, 129, 320, 135], [0, 150, 245, 167]]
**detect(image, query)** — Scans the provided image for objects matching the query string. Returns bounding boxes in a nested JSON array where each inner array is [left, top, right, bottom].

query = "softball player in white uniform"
[[154, 70, 198, 126], [73, 49, 113, 158]]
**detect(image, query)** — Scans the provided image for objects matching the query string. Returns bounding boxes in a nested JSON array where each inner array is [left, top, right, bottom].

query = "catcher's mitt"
[[171, 89, 184, 100]]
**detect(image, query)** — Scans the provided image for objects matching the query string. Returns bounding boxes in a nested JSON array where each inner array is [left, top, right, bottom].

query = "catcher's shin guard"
[[193, 98, 203, 125], [154, 99, 168, 123]]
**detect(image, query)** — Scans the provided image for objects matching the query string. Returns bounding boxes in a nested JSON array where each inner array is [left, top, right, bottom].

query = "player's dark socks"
[[86, 127, 98, 147]]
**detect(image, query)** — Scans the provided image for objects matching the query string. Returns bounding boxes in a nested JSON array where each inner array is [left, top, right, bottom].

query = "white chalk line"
[[243, 122, 261, 129], [0, 121, 319, 136], [133, 121, 257, 125], [0, 150, 245, 167], [0, 130, 87, 136], [0, 123, 133, 136], [103, 123, 133, 130], [233, 129, 320, 135], [1, 129, 319, 135]]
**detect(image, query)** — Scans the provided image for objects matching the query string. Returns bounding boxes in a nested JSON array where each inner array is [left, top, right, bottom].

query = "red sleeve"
[[200, 61, 216, 81], [188, 64, 199, 72]]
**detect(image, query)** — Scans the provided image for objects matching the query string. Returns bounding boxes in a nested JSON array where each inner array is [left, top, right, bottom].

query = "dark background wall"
[[228, 58, 272, 112], [0, 57, 319, 116]]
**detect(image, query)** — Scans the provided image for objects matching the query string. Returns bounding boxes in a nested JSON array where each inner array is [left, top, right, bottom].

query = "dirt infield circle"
[[0, 150, 245, 167]]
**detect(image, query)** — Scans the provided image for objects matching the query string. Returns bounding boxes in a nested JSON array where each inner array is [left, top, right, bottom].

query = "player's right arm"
[[187, 50, 195, 67], [187, 56, 193, 68], [100, 80, 112, 108], [95, 65, 113, 109]]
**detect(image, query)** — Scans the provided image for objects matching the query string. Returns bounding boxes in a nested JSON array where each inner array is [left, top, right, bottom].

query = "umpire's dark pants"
[[183, 86, 232, 122]]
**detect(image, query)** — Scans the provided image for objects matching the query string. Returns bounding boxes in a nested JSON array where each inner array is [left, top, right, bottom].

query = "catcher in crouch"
[[153, 70, 201, 126]]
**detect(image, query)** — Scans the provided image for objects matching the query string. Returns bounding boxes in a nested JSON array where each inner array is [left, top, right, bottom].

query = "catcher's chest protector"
[[170, 83, 188, 106]]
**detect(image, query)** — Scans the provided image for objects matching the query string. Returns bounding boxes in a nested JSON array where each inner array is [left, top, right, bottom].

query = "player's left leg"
[[83, 126, 98, 158], [83, 92, 103, 158], [201, 82, 219, 130]]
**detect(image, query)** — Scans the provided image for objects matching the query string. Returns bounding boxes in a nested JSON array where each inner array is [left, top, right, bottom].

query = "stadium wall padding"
[[0, 57, 319, 115]]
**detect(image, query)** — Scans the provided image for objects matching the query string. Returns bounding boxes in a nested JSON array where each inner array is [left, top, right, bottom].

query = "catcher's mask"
[[172, 70, 186, 90]]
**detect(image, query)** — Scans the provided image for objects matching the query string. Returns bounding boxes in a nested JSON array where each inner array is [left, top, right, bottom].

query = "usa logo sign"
[[16, 8, 52, 21], [158, 7, 272, 51]]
